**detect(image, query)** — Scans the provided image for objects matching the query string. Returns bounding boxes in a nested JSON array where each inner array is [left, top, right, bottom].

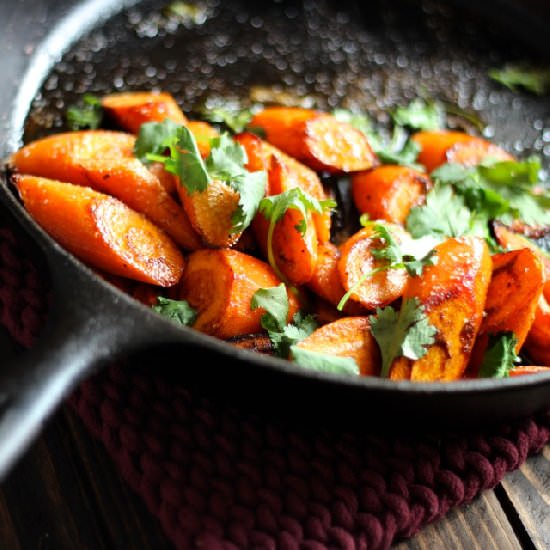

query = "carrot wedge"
[[294, 316, 380, 376], [351, 165, 432, 225], [179, 248, 300, 339], [14, 175, 184, 286], [337, 224, 410, 311], [412, 130, 513, 172], [10, 130, 202, 250], [101, 91, 188, 133], [509, 365, 550, 377], [466, 248, 544, 376], [249, 107, 378, 173], [389, 237, 492, 381], [524, 296, 550, 366]]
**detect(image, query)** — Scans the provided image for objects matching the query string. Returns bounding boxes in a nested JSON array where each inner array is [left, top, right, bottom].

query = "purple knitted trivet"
[[1, 218, 549, 550]]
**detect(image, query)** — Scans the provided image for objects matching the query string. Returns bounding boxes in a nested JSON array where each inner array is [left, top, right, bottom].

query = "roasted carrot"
[[351, 165, 432, 225], [524, 296, 550, 366], [466, 248, 544, 376], [10, 130, 203, 250], [226, 333, 274, 355], [293, 316, 380, 376], [337, 224, 410, 311], [101, 91, 188, 133], [249, 106, 378, 173], [236, 131, 332, 243], [307, 241, 366, 315], [509, 365, 550, 377], [389, 236, 492, 381], [186, 120, 220, 158], [179, 248, 300, 339], [15, 175, 184, 286], [412, 130, 514, 173]]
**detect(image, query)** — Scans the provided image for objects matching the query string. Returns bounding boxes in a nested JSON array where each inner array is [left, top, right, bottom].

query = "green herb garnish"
[[152, 296, 197, 326], [478, 332, 520, 378], [489, 64, 550, 95], [289, 346, 360, 376], [66, 94, 103, 130]]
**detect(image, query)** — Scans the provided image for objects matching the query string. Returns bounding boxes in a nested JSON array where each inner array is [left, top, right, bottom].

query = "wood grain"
[[500, 450, 550, 550]]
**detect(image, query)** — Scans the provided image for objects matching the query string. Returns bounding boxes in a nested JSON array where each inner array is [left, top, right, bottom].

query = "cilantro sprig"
[[478, 332, 520, 378], [369, 297, 438, 378], [66, 94, 103, 130], [152, 296, 198, 326], [136, 119, 266, 234], [489, 64, 550, 95]]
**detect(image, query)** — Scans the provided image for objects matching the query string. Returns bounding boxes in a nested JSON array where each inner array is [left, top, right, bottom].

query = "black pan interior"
[[5, 0, 550, 430]]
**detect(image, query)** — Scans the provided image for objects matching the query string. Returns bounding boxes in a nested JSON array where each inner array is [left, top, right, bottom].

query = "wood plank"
[[500, 450, 550, 550], [394, 490, 521, 550]]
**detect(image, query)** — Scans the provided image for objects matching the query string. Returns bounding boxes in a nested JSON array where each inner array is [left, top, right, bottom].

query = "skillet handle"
[[0, 254, 193, 481]]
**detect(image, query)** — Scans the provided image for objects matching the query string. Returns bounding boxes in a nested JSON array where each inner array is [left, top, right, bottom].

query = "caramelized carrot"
[[524, 296, 550, 366], [389, 237, 492, 381], [10, 130, 203, 250], [307, 241, 366, 315], [294, 316, 380, 376], [249, 107, 378, 173], [226, 333, 274, 355], [509, 365, 550, 377], [147, 161, 178, 195], [236, 131, 331, 243], [101, 91, 188, 133], [466, 248, 544, 376], [412, 130, 514, 172], [186, 120, 220, 158], [179, 248, 300, 339], [351, 165, 432, 225], [15, 175, 184, 286], [337, 224, 410, 311]]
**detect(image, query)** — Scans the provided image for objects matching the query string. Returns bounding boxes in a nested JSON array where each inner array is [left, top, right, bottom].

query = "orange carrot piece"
[[337, 224, 410, 311], [249, 107, 378, 173], [236, 131, 332, 243], [226, 333, 274, 355], [147, 161, 178, 195], [389, 237, 492, 381], [467, 248, 544, 376], [524, 296, 550, 366], [294, 316, 381, 376], [179, 248, 300, 339], [15, 175, 184, 286], [412, 130, 514, 172], [351, 165, 432, 225], [186, 120, 220, 158], [509, 365, 550, 377], [307, 241, 366, 315], [10, 130, 203, 250], [101, 91, 187, 133]]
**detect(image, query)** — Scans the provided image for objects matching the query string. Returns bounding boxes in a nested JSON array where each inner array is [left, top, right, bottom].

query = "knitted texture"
[[1, 217, 549, 550]]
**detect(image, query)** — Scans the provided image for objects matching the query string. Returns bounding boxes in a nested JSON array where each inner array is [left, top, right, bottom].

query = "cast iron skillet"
[[1, 0, 549, 481]]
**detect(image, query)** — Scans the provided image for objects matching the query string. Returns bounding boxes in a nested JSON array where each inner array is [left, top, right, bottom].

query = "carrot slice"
[[186, 120, 220, 158], [337, 224, 410, 311], [524, 296, 550, 366], [466, 248, 544, 376], [101, 91, 188, 133], [15, 175, 184, 286], [179, 248, 300, 339], [249, 107, 378, 173], [509, 365, 550, 377], [10, 130, 203, 250], [389, 237, 492, 381], [412, 130, 514, 172], [351, 165, 432, 225], [294, 316, 380, 376]]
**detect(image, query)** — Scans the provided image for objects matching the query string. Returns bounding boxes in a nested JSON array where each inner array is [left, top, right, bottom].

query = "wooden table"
[[0, 329, 548, 550]]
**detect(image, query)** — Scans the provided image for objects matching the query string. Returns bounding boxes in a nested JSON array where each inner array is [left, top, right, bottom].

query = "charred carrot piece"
[[389, 237, 492, 381], [101, 91, 188, 133], [179, 248, 300, 339], [15, 175, 184, 286], [351, 165, 432, 225], [524, 296, 550, 366], [226, 333, 274, 355], [186, 120, 220, 158], [466, 248, 544, 376], [249, 107, 378, 174], [509, 365, 550, 377], [294, 316, 380, 376], [337, 224, 410, 311], [412, 130, 514, 173], [236, 131, 332, 243], [10, 130, 202, 250]]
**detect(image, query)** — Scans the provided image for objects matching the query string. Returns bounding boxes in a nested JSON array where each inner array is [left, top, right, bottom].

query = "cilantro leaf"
[[251, 284, 288, 333], [489, 65, 550, 95], [152, 296, 197, 326], [199, 105, 256, 134], [66, 94, 103, 130], [270, 313, 318, 358], [478, 332, 520, 378], [290, 346, 360, 376], [134, 119, 182, 163], [369, 298, 438, 378], [391, 98, 445, 130]]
